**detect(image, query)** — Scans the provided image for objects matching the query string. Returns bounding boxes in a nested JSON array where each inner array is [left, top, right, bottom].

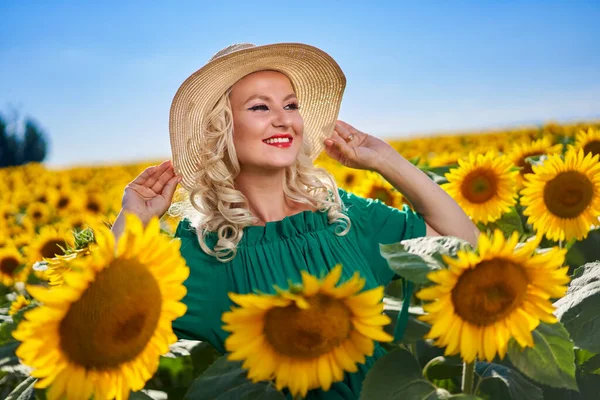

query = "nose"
[[271, 107, 292, 128]]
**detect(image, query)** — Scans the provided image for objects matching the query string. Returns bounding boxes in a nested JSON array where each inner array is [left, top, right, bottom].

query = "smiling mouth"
[[263, 137, 292, 145]]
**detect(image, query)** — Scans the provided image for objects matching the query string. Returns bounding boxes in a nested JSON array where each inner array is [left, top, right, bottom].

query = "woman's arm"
[[374, 150, 480, 246], [325, 120, 479, 247]]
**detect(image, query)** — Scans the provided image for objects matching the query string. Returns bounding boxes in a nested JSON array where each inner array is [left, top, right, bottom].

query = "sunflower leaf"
[[475, 362, 543, 400], [554, 261, 600, 353], [5, 376, 36, 400], [379, 243, 442, 284], [477, 207, 524, 238], [506, 322, 578, 391], [380, 236, 471, 284], [183, 356, 284, 400], [361, 347, 449, 400]]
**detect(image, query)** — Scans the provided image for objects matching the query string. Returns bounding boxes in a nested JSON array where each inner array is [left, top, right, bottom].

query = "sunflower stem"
[[461, 360, 476, 395]]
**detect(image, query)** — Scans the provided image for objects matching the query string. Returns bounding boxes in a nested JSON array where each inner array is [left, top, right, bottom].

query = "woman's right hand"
[[121, 160, 182, 224]]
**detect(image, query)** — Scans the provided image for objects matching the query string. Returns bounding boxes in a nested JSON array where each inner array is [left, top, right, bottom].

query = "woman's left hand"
[[323, 120, 394, 171]]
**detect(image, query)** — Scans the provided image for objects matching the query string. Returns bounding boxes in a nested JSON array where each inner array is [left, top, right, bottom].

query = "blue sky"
[[1, 1, 599, 167]]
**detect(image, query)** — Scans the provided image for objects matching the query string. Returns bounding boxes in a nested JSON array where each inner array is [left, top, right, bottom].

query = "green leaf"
[[379, 236, 471, 284], [423, 356, 462, 381], [580, 353, 600, 375], [565, 229, 600, 274], [506, 322, 577, 391], [0, 341, 19, 367], [554, 262, 600, 353], [475, 362, 543, 400], [478, 207, 524, 238], [164, 339, 202, 358], [5, 376, 36, 400], [183, 356, 284, 400], [360, 347, 449, 400]]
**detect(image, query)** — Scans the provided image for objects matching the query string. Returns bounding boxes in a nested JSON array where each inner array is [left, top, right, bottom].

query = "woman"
[[111, 43, 479, 399]]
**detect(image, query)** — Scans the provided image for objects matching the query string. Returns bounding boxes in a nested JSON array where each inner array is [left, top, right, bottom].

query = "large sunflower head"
[[520, 148, 600, 242], [442, 152, 519, 224], [222, 265, 392, 398], [417, 230, 570, 362], [12, 213, 190, 400], [508, 137, 564, 188], [571, 127, 600, 158]]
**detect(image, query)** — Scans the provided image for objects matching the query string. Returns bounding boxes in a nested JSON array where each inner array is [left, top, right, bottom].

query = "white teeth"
[[264, 137, 291, 144]]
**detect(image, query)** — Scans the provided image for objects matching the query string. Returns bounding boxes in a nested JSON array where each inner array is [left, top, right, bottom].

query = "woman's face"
[[229, 70, 304, 172]]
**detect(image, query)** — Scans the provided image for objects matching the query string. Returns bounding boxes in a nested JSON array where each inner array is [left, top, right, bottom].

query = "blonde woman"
[[112, 43, 479, 399]]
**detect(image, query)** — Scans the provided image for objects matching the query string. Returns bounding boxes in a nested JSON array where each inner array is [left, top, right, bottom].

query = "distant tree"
[[0, 113, 48, 167]]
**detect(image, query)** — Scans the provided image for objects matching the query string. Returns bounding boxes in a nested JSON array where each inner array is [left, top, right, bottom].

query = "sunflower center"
[[0, 257, 20, 275], [57, 197, 69, 209], [40, 240, 68, 259], [517, 151, 543, 176], [58, 258, 162, 369], [583, 140, 600, 157], [87, 201, 101, 213], [369, 187, 393, 206], [460, 170, 497, 204], [543, 171, 594, 218], [264, 294, 351, 359], [451, 258, 529, 326]]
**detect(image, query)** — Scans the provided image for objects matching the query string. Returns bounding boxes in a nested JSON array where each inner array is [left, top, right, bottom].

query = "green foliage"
[[0, 113, 48, 168], [475, 362, 543, 400], [476, 207, 524, 238], [506, 322, 577, 391], [5, 376, 36, 400], [565, 229, 600, 274], [361, 347, 451, 400], [183, 356, 284, 400], [380, 236, 472, 285], [554, 262, 600, 353]]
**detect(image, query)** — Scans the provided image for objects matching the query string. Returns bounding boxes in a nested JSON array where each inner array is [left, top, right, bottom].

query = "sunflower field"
[[1, 120, 600, 399]]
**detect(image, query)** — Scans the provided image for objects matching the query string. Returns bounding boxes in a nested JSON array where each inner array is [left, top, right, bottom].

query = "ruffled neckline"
[[177, 189, 349, 248]]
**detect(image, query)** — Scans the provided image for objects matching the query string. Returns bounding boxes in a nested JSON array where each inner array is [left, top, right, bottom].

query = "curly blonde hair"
[[169, 89, 351, 262]]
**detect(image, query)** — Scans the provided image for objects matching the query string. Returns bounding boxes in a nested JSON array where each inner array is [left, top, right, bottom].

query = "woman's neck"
[[235, 169, 311, 225]]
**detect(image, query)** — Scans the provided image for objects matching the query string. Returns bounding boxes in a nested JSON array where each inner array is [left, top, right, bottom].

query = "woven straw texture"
[[169, 43, 346, 191]]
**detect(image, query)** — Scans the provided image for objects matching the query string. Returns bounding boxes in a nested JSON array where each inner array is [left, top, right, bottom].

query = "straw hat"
[[169, 42, 346, 191]]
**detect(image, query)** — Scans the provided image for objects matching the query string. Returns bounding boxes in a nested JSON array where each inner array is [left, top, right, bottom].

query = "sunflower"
[[571, 127, 600, 158], [9, 294, 31, 316], [507, 137, 563, 188], [520, 149, 600, 242], [222, 265, 392, 398], [417, 230, 570, 362], [427, 151, 463, 168], [442, 152, 518, 224], [12, 213, 189, 400], [353, 172, 404, 208], [26, 225, 74, 270], [24, 202, 53, 227], [45, 246, 95, 287], [0, 246, 27, 286]]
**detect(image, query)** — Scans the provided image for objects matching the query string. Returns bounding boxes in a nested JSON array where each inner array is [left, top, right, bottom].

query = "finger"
[[328, 132, 355, 161], [336, 120, 364, 140], [144, 160, 173, 189], [161, 175, 182, 203], [126, 183, 158, 199], [151, 168, 175, 194]]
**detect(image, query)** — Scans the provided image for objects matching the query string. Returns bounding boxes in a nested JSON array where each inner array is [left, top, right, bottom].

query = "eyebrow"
[[244, 93, 297, 103]]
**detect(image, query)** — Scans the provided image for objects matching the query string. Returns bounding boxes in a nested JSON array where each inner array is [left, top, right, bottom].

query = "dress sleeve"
[[339, 188, 427, 286], [171, 219, 230, 354]]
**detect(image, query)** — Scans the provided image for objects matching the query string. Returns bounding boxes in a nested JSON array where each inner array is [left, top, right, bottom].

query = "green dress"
[[172, 188, 426, 399]]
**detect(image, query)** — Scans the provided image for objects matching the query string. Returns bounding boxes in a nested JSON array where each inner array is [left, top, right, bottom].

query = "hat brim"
[[169, 43, 346, 191]]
